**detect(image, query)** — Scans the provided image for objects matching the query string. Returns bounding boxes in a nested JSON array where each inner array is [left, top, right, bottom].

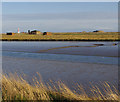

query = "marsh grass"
[[2, 73, 119, 101], [2, 32, 119, 41]]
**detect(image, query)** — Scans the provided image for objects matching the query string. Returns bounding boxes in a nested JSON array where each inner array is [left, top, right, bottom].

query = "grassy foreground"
[[1, 32, 119, 41], [2, 73, 118, 101]]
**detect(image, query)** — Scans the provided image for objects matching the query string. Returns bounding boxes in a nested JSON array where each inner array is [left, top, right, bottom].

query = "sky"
[[2, 0, 120, 2], [2, 2, 118, 33]]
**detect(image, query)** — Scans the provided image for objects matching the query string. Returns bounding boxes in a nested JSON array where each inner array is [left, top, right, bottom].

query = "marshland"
[[2, 2, 119, 101], [1, 32, 119, 41]]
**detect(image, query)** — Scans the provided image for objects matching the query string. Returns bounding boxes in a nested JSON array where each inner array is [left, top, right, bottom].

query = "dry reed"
[[2, 73, 119, 101]]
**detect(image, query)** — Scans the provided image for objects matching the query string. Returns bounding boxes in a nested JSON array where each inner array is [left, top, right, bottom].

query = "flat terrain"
[[3, 56, 118, 87], [1, 32, 119, 41]]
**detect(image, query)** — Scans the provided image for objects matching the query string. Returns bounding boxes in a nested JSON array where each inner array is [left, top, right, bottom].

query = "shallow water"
[[2, 41, 118, 88], [2, 41, 119, 55], [2, 41, 119, 64], [2, 51, 118, 65]]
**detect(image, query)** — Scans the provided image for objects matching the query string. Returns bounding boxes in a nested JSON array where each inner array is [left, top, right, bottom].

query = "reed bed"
[[2, 73, 119, 101]]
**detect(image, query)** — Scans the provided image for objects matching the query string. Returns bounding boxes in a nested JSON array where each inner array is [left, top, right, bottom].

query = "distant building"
[[21, 32, 26, 34], [28, 30, 42, 35], [43, 32, 52, 35], [93, 30, 104, 33], [6, 32, 15, 35], [28, 30, 31, 34]]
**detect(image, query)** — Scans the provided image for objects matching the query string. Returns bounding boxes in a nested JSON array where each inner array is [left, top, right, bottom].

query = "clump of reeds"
[[2, 73, 119, 101]]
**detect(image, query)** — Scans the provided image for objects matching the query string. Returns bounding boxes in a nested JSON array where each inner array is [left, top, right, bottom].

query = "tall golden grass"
[[2, 73, 119, 101]]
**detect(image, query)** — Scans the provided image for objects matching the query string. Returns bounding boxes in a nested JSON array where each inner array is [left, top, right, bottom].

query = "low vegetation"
[[1, 32, 119, 41], [2, 73, 118, 101]]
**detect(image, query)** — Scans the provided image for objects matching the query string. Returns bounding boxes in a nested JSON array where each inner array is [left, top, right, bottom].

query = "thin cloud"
[[3, 11, 117, 21]]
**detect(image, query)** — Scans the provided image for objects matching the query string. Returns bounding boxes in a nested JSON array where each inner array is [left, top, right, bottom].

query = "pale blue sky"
[[2, 2, 118, 33]]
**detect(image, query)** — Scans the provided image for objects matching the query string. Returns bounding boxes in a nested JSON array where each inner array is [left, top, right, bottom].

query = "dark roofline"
[[31, 30, 40, 32], [6, 32, 14, 33]]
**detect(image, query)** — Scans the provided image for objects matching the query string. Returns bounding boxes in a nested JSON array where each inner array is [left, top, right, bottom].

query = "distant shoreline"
[[1, 32, 119, 41], [1, 39, 119, 41]]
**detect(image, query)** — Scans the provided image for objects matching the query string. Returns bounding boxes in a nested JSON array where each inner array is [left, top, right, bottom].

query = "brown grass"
[[2, 73, 119, 101]]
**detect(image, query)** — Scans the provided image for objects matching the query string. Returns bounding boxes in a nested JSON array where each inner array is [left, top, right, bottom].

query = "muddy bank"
[[2, 39, 120, 41], [36, 45, 118, 57]]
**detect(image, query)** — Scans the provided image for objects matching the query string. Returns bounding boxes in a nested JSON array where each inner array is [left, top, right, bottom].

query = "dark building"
[[43, 32, 52, 35], [93, 30, 104, 33], [6, 32, 15, 35], [29, 30, 42, 35]]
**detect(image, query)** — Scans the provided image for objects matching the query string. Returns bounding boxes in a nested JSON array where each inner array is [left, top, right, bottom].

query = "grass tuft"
[[2, 73, 119, 101]]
